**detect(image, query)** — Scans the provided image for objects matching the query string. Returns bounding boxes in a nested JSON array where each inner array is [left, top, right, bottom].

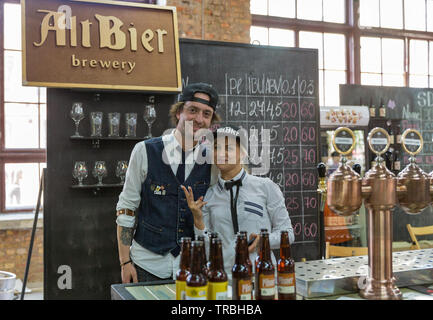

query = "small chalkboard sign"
[[180, 39, 320, 261]]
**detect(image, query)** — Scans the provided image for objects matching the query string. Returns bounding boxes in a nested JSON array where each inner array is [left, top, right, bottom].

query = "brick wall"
[[0, 228, 43, 285], [167, 0, 251, 43]]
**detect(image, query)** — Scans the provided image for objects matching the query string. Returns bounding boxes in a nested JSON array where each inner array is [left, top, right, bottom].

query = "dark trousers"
[[134, 263, 172, 283]]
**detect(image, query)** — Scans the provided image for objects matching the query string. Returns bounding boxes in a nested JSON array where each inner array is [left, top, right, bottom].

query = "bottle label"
[[237, 279, 252, 300], [394, 161, 401, 171], [369, 108, 375, 117], [208, 281, 228, 300], [259, 274, 275, 296], [185, 285, 207, 300], [389, 135, 395, 144], [380, 107, 386, 117], [175, 280, 186, 300], [397, 134, 402, 144], [278, 273, 296, 294]]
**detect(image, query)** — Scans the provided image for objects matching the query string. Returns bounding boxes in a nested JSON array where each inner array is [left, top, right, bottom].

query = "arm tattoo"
[[120, 226, 134, 246]]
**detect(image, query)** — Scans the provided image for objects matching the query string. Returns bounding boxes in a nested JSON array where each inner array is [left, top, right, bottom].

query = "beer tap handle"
[[317, 162, 327, 178], [317, 162, 327, 195], [352, 164, 362, 175]]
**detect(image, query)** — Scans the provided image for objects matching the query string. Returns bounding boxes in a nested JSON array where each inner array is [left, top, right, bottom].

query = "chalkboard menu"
[[340, 84, 433, 241], [180, 39, 320, 261]]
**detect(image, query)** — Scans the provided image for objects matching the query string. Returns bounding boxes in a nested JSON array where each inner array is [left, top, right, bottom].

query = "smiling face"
[[214, 136, 242, 171], [176, 92, 214, 134]]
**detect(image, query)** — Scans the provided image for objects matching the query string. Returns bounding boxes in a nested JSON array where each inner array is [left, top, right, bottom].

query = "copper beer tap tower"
[[318, 127, 432, 300]]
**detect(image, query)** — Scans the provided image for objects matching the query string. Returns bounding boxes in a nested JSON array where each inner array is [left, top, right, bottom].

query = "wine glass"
[[144, 105, 156, 139], [116, 160, 128, 184], [92, 161, 107, 185], [70, 102, 85, 137], [72, 161, 88, 186]]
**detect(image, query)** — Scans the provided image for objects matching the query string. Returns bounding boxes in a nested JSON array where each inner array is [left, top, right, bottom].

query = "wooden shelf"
[[70, 136, 143, 141], [70, 183, 124, 189], [70, 136, 144, 148]]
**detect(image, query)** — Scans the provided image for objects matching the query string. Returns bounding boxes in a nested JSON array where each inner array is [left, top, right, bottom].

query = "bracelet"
[[120, 259, 132, 267], [117, 209, 135, 217]]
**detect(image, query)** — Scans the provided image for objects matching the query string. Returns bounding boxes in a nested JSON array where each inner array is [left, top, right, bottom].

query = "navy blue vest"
[[134, 137, 211, 257]]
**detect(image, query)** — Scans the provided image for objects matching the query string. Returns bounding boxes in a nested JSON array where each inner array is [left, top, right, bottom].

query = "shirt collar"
[[164, 131, 207, 164], [217, 168, 246, 191], [170, 129, 202, 153]]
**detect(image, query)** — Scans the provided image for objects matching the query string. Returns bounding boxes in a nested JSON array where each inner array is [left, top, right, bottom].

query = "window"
[[250, 26, 295, 47], [361, 37, 405, 87], [251, 0, 433, 102], [1, 1, 46, 212], [250, 26, 269, 46], [269, 0, 295, 18], [251, 0, 345, 23], [428, 0, 433, 32], [299, 32, 346, 106], [404, 0, 426, 31], [380, 0, 403, 30], [360, 0, 432, 32], [409, 40, 430, 88], [250, 1, 347, 106]]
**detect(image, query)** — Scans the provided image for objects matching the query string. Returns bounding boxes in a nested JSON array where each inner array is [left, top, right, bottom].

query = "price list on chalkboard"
[[179, 39, 320, 260], [220, 73, 319, 247]]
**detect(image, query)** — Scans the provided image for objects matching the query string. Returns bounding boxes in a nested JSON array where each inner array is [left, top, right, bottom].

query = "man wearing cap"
[[116, 83, 220, 283]]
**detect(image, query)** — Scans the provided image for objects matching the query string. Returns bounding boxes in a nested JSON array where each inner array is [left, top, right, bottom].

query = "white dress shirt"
[[194, 168, 295, 283], [116, 132, 218, 279]]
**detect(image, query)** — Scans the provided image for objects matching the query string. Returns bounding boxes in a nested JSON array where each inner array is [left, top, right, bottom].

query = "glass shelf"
[[70, 136, 143, 141], [71, 183, 124, 189], [70, 136, 144, 148]]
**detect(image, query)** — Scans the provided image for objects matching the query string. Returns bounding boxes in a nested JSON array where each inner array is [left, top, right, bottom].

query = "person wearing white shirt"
[[182, 126, 295, 282], [116, 83, 220, 283]]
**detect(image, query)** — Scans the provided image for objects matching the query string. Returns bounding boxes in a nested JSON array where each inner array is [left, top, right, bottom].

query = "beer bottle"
[[175, 237, 191, 300], [255, 231, 275, 300], [255, 228, 268, 269], [277, 230, 296, 300], [232, 233, 253, 300], [393, 149, 401, 172], [208, 238, 228, 300], [369, 97, 376, 118], [206, 232, 219, 276], [239, 231, 253, 275], [197, 235, 209, 277], [185, 241, 208, 300], [379, 98, 386, 118]]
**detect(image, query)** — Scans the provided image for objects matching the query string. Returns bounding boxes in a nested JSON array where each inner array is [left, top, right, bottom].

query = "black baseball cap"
[[213, 125, 247, 148], [178, 83, 219, 110]]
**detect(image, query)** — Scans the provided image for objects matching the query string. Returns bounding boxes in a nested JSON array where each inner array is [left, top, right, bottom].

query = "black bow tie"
[[225, 179, 242, 190]]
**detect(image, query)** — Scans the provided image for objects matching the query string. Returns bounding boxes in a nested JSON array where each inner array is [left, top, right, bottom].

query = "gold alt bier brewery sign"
[[22, 0, 181, 92]]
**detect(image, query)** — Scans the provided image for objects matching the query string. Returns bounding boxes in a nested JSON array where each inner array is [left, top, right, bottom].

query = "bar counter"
[[111, 248, 433, 300]]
